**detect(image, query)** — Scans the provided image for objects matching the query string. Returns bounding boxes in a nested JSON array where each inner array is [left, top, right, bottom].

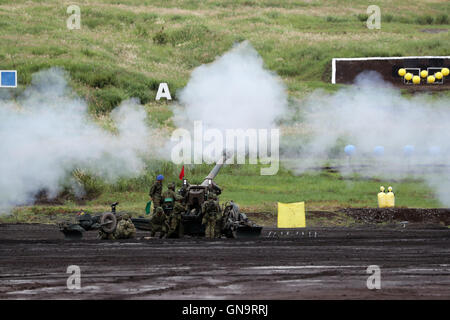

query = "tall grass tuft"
[[72, 169, 106, 200]]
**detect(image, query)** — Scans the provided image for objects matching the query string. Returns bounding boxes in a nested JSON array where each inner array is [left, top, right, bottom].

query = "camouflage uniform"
[[98, 229, 115, 240], [179, 180, 190, 198], [162, 187, 177, 206], [168, 202, 185, 238], [214, 207, 223, 239], [149, 180, 163, 211], [201, 195, 221, 239], [150, 207, 168, 238], [114, 214, 136, 239], [164, 183, 185, 238]]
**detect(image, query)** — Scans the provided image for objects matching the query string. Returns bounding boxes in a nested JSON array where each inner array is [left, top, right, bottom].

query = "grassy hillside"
[[0, 0, 449, 221], [1, 0, 449, 111]]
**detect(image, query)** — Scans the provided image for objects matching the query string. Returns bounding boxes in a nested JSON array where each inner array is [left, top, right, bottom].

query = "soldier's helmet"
[[168, 182, 175, 191], [156, 207, 164, 214], [122, 214, 130, 220]]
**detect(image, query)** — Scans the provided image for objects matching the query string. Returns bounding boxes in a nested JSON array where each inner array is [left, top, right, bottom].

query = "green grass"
[[1, 167, 440, 226]]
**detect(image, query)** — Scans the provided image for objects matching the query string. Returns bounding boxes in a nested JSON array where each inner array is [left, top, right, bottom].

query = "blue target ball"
[[344, 144, 355, 156], [403, 145, 414, 156], [429, 146, 441, 155], [374, 146, 384, 156]]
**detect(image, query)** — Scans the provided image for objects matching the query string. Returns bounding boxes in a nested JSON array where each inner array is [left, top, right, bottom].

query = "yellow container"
[[378, 186, 387, 208], [386, 186, 395, 208], [420, 70, 428, 78]]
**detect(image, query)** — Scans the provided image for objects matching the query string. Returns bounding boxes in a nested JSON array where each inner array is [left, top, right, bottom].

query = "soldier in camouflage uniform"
[[114, 214, 136, 239], [163, 182, 185, 238], [149, 174, 164, 212], [150, 207, 168, 238], [167, 202, 184, 238], [214, 195, 223, 239], [201, 193, 222, 239], [98, 228, 115, 240], [162, 182, 179, 204]]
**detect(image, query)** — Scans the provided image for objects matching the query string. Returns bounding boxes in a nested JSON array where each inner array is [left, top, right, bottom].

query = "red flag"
[[179, 165, 185, 180]]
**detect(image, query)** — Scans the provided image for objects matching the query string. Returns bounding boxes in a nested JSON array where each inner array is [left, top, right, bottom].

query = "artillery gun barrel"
[[200, 152, 229, 186]]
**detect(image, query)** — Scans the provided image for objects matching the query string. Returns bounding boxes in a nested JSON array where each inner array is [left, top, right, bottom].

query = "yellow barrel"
[[386, 186, 395, 208], [420, 70, 428, 78], [435, 72, 443, 80], [378, 186, 387, 208], [412, 75, 420, 84], [404, 73, 413, 81], [427, 75, 435, 84], [398, 68, 406, 77]]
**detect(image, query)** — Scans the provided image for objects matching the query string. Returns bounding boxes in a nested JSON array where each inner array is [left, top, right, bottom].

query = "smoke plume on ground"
[[0, 68, 158, 212], [283, 72, 450, 206]]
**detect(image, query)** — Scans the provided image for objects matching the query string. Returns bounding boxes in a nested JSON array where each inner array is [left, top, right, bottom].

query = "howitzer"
[[133, 152, 263, 238], [178, 153, 228, 235]]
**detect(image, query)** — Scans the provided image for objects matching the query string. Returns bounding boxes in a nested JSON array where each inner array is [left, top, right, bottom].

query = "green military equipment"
[[145, 201, 152, 215], [59, 202, 139, 240], [60, 153, 262, 240], [222, 200, 262, 238]]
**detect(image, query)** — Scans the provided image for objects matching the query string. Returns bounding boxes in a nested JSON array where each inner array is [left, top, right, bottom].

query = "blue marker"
[[403, 145, 414, 157], [0, 70, 17, 88], [344, 144, 355, 156], [429, 146, 440, 156], [374, 146, 384, 156]]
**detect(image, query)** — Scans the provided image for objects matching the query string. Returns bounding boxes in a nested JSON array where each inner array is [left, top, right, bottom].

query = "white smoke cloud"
[[283, 72, 450, 206], [3, 52, 447, 210], [170, 41, 287, 164], [0, 68, 160, 212], [175, 41, 287, 130]]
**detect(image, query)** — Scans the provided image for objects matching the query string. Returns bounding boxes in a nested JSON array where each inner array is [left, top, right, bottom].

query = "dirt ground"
[[341, 208, 450, 225], [0, 222, 449, 300]]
